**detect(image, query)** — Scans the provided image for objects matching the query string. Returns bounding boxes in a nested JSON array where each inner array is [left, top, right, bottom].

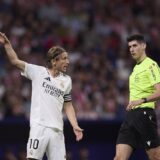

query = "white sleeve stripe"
[[64, 100, 72, 102], [64, 97, 71, 100], [64, 94, 71, 101], [64, 94, 71, 97], [64, 98, 72, 102]]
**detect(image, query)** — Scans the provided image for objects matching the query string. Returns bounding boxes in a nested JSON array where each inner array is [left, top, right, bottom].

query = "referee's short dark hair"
[[127, 34, 146, 43]]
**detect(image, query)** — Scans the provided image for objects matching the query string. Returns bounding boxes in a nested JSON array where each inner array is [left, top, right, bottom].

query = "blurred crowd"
[[0, 0, 160, 123], [1, 0, 160, 159]]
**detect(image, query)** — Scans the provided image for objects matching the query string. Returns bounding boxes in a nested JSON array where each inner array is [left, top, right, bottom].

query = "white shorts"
[[27, 123, 66, 160]]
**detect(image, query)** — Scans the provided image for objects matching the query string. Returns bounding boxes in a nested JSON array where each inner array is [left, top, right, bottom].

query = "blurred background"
[[0, 0, 160, 159]]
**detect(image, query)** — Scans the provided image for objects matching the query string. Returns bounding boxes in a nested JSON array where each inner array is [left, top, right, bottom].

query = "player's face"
[[56, 52, 70, 72], [128, 40, 146, 61]]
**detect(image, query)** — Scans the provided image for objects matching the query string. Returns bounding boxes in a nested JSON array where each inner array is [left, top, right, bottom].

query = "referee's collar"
[[137, 56, 147, 65]]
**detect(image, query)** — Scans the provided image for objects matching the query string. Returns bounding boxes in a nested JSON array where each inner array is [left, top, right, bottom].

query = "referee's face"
[[128, 40, 145, 61]]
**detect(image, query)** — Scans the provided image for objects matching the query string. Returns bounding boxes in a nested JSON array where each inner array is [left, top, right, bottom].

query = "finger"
[[0, 32, 7, 39], [76, 134, 83, 141], [126, 104, 130, 110], [0, 33, 6, 41], [131, 105, 136, 109], [3, 34, 8, 40], [0, 32, 5, 37], [77, 128, 83, 132], [74, 128, 84, 132], [126, 105, 132, 111]]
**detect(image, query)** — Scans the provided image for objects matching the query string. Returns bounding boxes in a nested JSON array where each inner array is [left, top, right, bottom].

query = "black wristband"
[[142, 98, 147, 103]]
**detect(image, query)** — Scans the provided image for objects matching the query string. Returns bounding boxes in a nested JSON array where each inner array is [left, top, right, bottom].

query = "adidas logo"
[[44, 77, 51, 81]]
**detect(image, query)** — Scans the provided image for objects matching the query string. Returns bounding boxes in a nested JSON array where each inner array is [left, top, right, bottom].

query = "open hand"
[[73, 126, 84, 141]]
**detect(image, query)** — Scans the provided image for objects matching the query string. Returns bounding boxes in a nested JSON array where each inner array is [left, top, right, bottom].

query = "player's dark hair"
[[127, 34, 146, 43], [46, 46, 66, 68]]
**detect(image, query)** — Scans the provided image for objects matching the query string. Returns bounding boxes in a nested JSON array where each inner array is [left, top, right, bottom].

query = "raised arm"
[[0, 32, 25, 71]]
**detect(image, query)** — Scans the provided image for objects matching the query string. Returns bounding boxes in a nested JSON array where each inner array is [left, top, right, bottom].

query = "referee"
[[114, 34, 160, 160]]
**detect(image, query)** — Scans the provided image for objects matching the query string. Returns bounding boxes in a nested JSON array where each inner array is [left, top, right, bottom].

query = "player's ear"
[[51, 59, 56, 67], [142, 43, 146, 50]]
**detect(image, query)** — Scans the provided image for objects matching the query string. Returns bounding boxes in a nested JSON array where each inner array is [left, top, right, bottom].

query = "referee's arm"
[[145, 83, 160, 102], [126, 83, 160, 110]]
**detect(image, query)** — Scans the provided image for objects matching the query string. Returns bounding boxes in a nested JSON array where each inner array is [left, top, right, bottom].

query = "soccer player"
[[0, 32, 83, 160], [114, 34, 160, 160]]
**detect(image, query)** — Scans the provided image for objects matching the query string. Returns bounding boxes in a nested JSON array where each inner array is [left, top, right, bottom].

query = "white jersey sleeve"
[[21, 62, 44, 80]]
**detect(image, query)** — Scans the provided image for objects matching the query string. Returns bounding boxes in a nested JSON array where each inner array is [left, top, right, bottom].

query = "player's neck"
[[48, 69, 60, 77]]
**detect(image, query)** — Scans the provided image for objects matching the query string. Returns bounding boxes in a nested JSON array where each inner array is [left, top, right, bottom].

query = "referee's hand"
[[126, 99, 144, 111]]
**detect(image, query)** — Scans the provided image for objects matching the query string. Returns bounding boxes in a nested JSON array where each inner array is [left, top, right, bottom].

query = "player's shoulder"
[[60, 72, 72, 81], [25, 63, 46, 73], [27, 63, 46, 70]]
